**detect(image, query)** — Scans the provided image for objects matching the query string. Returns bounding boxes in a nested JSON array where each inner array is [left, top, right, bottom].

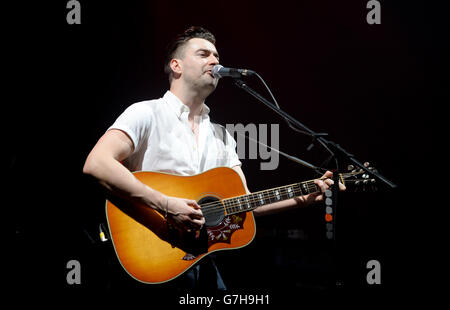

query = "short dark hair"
[[164, 26, 216, 83]]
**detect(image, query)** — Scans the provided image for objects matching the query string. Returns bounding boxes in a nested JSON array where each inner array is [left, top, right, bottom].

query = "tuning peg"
[[364, 162, 370, 167], [347, 164, 354, 171]]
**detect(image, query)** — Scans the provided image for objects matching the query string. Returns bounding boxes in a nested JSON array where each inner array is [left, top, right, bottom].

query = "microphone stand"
[[233, 78, 396, 288], [233, 79, 397, 189]]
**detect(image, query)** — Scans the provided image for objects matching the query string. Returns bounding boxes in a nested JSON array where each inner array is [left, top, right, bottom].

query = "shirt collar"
[[164, 91, 210, 119]]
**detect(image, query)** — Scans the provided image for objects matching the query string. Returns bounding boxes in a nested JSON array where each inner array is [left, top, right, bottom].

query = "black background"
[[10, 0, 439, 305]]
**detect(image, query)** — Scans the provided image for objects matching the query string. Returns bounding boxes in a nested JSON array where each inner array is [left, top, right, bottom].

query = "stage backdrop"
[[10, 0, 431, 302]]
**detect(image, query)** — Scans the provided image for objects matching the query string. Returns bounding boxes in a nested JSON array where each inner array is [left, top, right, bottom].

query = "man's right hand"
[[164, 197, 205, 232]]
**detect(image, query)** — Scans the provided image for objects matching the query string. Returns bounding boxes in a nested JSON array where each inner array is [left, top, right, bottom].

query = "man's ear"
[[170, 58, 182, 77]]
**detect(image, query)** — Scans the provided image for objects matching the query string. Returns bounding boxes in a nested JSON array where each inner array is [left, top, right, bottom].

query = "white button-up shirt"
[[108, 91, 241, 175]]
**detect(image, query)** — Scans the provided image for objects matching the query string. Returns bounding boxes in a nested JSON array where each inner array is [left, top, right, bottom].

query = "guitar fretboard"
[[222, 180, 320, 215]]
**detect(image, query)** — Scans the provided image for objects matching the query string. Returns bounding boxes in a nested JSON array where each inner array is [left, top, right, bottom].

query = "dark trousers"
[[179, 255, 227, 291]]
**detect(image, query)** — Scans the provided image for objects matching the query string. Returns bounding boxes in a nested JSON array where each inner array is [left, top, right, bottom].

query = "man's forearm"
[[83, 155, 166, 211]]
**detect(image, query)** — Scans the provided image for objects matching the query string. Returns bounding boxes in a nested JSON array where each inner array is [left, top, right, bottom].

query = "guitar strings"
[[198, 181, 311, 209], [200, 177, 330, 215], [199, 180, 316, 210], [200, 171, 359, 211], [198, 172, 362, 216], [199, 177, 325, 210], [200, 181, 319, 216]]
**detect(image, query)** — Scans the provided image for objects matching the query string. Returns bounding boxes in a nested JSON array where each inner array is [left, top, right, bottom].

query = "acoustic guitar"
[[106, 166, 373, 284]]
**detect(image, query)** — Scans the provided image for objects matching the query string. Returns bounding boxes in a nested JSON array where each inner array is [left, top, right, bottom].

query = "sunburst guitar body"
[[106, 167, 254, 284], [106, 166, 372, 284]]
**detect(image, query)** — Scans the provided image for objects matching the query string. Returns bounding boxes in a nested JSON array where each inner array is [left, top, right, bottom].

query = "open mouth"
[[205, 68, 215, 77]]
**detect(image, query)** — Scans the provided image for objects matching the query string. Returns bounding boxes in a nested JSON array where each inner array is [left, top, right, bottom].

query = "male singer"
[[83, 26, 344, 289]]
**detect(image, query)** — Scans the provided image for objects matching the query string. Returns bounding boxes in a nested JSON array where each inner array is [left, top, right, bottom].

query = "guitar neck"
[[222, 179, 321, 216]]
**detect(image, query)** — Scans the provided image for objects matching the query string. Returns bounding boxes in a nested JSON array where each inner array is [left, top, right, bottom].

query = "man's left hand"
[[298, 170, 346, 206]]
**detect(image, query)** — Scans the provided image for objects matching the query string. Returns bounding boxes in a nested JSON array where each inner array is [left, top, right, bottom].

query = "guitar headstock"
[[339, 162, 378, 192]]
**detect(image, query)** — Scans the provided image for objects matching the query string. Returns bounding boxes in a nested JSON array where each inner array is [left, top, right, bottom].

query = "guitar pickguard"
[[180, 213, 247, 260], [207, 213, 246, 245]]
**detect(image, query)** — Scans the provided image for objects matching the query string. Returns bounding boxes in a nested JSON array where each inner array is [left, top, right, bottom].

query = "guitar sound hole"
[[198, 196, 224, 227]]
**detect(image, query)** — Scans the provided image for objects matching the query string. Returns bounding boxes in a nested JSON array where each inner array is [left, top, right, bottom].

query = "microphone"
[[212, 65, 255, 79]]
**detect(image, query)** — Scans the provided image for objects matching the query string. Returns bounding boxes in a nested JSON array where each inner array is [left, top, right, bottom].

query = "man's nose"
[[208, 54, 219, 65]]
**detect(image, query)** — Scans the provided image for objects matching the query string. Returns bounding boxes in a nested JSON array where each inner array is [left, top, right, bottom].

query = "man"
[[83, 26, 344, 289]]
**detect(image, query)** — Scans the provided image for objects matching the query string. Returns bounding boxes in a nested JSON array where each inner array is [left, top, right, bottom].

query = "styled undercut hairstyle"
[[164, 26, 216, 83]]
